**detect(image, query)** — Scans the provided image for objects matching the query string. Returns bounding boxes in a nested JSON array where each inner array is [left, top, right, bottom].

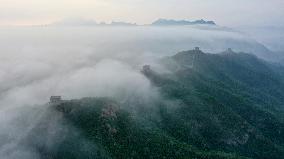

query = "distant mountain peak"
[[151, 18, 216, 26], [49, 18, 216, 27]]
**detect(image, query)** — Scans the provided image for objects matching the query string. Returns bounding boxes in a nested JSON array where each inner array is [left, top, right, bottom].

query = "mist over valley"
[[0, 16, 284, 159]]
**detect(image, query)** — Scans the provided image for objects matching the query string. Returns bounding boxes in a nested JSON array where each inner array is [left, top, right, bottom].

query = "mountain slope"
[[151, 49, 284, 158], [41, 49, 284, 159], [50, 97, 247, 159]]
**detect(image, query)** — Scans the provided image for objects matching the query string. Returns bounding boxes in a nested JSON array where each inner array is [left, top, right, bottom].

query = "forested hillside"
[[43, 49, 284, 159]]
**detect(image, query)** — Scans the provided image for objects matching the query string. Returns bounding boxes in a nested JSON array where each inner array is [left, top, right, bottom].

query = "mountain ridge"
[[25, 49, 284, 159], [48, 18, 216, 27], [151, 18, 216, 26]]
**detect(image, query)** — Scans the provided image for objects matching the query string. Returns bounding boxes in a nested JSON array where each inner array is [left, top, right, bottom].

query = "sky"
[[0, 0, 284, 27]]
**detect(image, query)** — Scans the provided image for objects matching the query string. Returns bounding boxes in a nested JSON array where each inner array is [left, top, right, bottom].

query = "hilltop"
[[27, 48, 284, 159], [151, 19, 216, 26]]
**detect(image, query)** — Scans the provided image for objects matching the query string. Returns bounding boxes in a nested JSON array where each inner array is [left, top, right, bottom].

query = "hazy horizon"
[[0, 0, 284, 27]]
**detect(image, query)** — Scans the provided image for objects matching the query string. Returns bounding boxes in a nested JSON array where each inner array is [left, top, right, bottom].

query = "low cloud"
[[0, 25, 277, 158]]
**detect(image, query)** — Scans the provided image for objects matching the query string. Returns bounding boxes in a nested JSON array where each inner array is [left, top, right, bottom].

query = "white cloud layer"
[[0, 25, 279, 158]]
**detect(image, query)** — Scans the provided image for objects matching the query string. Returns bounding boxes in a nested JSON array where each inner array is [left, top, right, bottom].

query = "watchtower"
[[50, 96, 62, 104], [142, 65, 151, 73], [227, 48, 233, 53]]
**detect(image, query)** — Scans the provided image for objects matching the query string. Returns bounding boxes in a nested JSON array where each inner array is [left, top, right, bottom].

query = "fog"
[[238, 26, 284, 53], [0, 26, 274, 106], [0, 25, 279, 158]]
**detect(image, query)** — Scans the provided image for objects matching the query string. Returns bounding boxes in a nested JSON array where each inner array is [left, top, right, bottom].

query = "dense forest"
[[30, 49, 284, 159]]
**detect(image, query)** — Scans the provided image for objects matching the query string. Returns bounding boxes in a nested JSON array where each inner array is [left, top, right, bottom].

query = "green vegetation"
[[49, 50, 284, 159], [52, 98, 247, 159]]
